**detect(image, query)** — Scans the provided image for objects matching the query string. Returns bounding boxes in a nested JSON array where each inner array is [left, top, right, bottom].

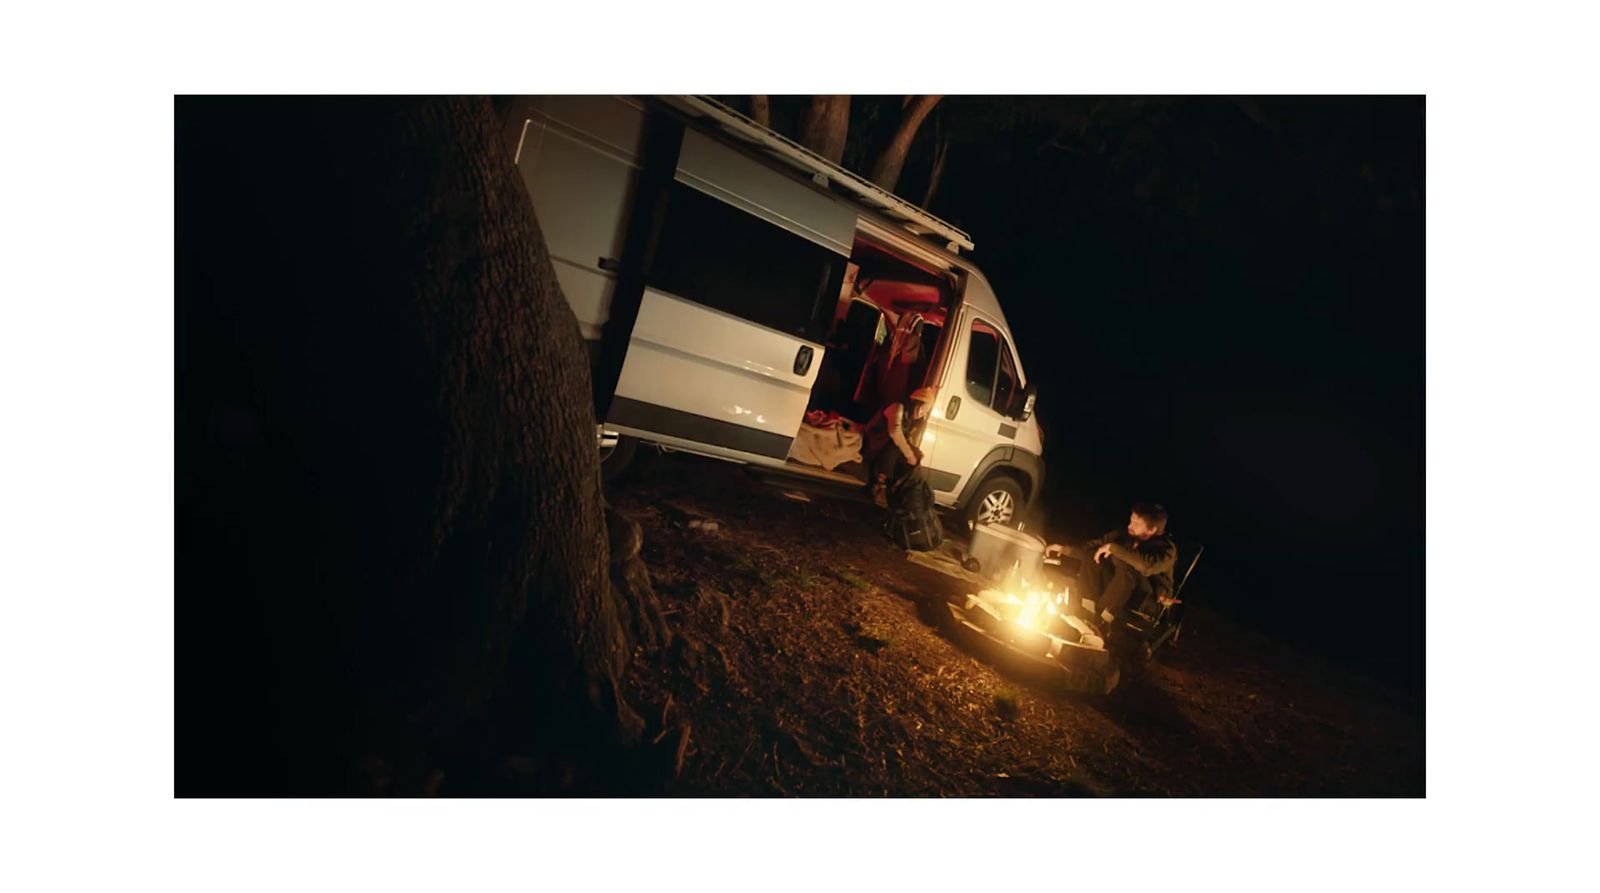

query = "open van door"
[[514, 98, 854, 464], [606, 126, 855, 462]]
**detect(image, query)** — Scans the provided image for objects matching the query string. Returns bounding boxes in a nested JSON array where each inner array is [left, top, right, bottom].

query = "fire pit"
[[941, 578, 1120, 695]]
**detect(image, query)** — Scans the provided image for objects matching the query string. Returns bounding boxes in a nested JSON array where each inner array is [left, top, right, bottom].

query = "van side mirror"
[[1013, 382, 1037, 421]]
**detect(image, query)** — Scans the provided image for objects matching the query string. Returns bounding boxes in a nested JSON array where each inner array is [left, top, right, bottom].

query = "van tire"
[[600, 433, 639, 484], [964, 473, 1024, 529]]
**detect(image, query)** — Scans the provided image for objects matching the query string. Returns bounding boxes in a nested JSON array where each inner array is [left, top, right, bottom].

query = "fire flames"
[[998, 580, 1065, 634], [967, 568, 1103, 655], [951, 565, 1118, 694]]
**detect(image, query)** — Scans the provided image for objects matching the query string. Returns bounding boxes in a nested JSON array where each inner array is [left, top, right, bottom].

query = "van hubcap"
[[977, 490, 1014, 525]]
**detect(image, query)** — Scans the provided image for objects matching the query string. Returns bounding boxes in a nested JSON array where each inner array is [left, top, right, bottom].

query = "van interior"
[[787, 235, 959, 483]]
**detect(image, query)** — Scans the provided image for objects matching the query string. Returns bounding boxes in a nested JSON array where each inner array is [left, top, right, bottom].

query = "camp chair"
[[1117, 542, 1204, 663], [1148, 544, 1203, 645]]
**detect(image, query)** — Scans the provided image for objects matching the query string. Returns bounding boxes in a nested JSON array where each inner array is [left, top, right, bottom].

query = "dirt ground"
[[610, 453, 1424, 797]]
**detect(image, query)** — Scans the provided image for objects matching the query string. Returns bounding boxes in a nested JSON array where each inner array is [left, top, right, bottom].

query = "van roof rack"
[[659, 95, 976, 255]]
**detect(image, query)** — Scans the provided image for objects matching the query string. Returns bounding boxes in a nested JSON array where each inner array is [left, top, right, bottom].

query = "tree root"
[[606, 505, 671, 655]]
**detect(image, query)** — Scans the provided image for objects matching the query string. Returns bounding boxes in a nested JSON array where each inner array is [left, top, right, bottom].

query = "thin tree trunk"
[[749, 95, 771, 129], [921, 131, 951, 209], [871, 95, 942, 192], [799, 95, 851, 164], [177, 96, 662, 794]]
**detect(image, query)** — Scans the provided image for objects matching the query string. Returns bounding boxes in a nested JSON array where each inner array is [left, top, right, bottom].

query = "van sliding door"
[[606, 128, 855, 463]]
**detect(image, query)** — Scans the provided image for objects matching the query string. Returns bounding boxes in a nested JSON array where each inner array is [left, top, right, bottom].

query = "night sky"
[[756, 96, 1425, 688]]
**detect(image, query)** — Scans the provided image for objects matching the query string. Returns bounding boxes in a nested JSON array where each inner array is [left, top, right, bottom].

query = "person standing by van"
[[863, 386, 936, 507], [864, 312, 925, 415]]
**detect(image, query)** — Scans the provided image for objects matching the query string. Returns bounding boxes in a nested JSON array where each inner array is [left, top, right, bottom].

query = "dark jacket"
[[1085, 529, 1178, 596]]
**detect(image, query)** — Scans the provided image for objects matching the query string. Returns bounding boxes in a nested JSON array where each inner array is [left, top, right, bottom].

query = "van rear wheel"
[[598, 428, 639, 484], [965, 475, 1024, 529]]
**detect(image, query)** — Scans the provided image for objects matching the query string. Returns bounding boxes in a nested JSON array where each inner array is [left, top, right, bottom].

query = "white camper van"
[[505, 95, 1044, 528]]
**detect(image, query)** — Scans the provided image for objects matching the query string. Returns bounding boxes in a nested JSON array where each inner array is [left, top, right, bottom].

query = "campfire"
[[942, 565, 1120, 694], [969, 576, 1103, 652]]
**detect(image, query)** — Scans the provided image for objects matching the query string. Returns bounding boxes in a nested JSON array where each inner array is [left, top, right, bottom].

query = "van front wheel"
[[965, 475, 1024, 529]]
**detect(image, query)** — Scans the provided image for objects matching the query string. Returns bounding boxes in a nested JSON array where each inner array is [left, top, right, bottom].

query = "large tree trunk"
[[177, 96, 663, 794], [799, 95, 851, 164], [870, 95, 943, 193]]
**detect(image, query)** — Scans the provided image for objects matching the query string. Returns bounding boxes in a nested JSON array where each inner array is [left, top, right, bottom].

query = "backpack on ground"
[[885, 468, 943, 552]]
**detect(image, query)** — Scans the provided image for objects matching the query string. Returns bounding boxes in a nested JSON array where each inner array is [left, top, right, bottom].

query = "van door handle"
[[946, 396, 961, 420], [794, 345, 814, 376]]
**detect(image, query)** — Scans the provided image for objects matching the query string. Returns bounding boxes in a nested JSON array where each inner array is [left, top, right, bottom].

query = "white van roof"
[[659, 96, 976, 255]]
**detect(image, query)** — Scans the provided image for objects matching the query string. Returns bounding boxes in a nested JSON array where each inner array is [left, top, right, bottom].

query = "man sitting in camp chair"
[[1046, 503, 1178, 629]]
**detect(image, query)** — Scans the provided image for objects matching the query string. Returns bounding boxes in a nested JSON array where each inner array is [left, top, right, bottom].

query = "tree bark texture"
[[871, 95, 942, 193], [799, 95, 852, 165], [748, 95, 771, 129], [176, 96, 659, 793], [921, 130, 951, 209]]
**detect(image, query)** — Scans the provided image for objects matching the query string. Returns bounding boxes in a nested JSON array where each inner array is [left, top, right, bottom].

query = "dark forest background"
[[735, 96, 1424, 690]]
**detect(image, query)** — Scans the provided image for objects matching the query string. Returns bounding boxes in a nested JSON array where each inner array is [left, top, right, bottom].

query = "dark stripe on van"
[[924, 468, 961, 493], [607, 397, 793, 460]]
